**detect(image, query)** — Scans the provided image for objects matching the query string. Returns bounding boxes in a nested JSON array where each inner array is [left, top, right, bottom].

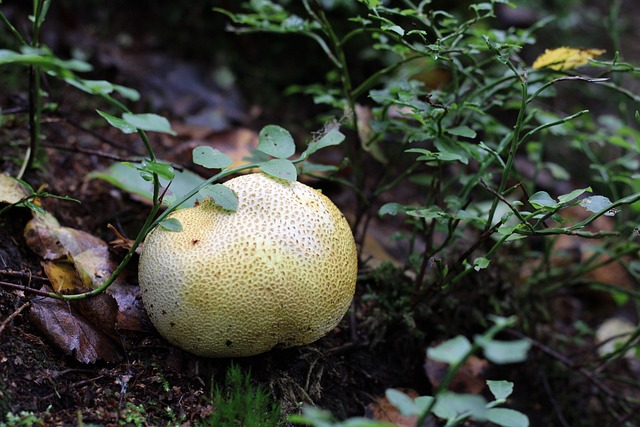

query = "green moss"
[[199, 364, 282, 427]]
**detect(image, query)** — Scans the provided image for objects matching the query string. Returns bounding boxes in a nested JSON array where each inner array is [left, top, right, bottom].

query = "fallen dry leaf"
[[42, 259, 84, 292], [0, 173, 30, 204], [24, 211, 107, 260], [366, 388, 418, 427], [551, 206, 634, 290], [424, 352, 488, 394], [25, 209, 149, 362], [78, 282, 148, 337], [29, 290, 122, 363]]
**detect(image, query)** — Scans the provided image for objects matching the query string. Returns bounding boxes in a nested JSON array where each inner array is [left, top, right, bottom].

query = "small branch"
[[0, 302, 31, 336], [0, 280, 53, 297], [0, 269, 49, 282], [41, 142, 136, 162], [507, 329, 632, 420]]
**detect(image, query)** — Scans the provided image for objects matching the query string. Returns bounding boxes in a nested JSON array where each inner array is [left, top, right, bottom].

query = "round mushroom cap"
[[138, 173, 357, 357]]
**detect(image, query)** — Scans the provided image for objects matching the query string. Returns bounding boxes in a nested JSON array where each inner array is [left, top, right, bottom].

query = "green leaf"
[[113, 84, 140, 101], [447, 125, 477, 138], [122, 113, 176, 135], [141, 159, 175, 181], [0, 47, 92, 72], [473, 257, 490, 271], [88, 161, 205, 208], [487, 380, 514, 401], [379, 202, 406, 216], [557, 187, 591, 204], [302, 127, 345, 158], [257, 125, 295, 158], [433, 392, 487, 421], [528, 191, 557, 209], [579, 195, 618, 216], [159, 217, 183, 232], [71, 79, 140, 101], [487, 408, 530, 427], [96, 110, 136, 134], [192, 146, 233, 169], [427, 335, 472, 365], [259, 159, 297, 182], [476, 337, 531, 364], [385, 389, 420, 416], [199, 184, 238, 211]]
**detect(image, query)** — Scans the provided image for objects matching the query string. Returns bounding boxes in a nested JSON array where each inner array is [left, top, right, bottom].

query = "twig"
[[0, 280, 53, 297], [0, 301, 30, 336], [507, 329, 631, 420], [0, 269, 49, 282], [540, 372, 571, 427], [41, 142, 139, 162]]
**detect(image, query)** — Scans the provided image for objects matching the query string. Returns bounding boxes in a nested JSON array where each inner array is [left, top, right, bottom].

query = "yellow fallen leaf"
[[0, 173, 30, 204], [532, 47, 605, 71], [43, 259, 84, 292]]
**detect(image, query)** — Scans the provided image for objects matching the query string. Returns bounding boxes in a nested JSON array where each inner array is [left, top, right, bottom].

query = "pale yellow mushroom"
[[138, 173, 357, 357]]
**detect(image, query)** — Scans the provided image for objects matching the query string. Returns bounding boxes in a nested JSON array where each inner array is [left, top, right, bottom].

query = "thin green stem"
[[415, 317, 518, 426], [485, 58, 528, 229], [0, 11, 27, 45]]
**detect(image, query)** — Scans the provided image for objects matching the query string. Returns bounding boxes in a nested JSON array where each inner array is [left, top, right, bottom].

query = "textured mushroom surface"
[[138, 173, 357, 357]]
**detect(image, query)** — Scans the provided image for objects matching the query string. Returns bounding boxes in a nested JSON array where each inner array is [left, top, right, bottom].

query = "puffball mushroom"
[[138, 173, 357, 357]]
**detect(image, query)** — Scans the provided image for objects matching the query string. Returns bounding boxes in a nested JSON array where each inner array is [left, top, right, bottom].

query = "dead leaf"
[[78, 282, 149, 336], [551, 206, 634, 290], [72, 245, 115, 287], [25, 209, 149, 359], [43, 259, 84, 292], [0, 173, 30, 204], [366, 388, 429, 427], [24, 211, 107, 260], [29, 290, 122, 363], [424, 353, 488, 394], [532, 47, 605, 71]]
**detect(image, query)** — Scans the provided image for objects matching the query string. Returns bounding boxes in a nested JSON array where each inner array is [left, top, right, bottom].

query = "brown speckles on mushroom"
[[137, 173, 357, 358]]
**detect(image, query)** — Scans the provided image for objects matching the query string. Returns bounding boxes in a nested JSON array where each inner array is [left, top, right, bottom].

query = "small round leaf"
[[159, 218, 182, 232], [199, 184, 238, 211], [257, 125, 295, 159], [259, 159, 297, 182], [192, 146, 233, 169]]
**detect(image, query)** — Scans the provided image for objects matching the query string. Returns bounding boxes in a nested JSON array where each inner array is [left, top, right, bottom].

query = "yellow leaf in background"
[[532, 47, 605, 71]]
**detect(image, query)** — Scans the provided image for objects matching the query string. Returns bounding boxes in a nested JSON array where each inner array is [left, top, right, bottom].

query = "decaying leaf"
[[75, 282, 148, 339], [532, 47, 605, 71], [424, 352, 488, 394], [550, 206, 634, 290], [24, 211, 107, 260], [0, 173, 31, 204], [25, 209, 149, 363], [43, 259, 84, 292], [366, 388, 431, 427], [29, 291, 122, 363]]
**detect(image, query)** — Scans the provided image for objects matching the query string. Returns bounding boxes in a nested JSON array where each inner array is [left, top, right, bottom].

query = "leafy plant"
[[216, 0, 640, 424], [387, 316, 530, 427], [200, 364, 282, 427]]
